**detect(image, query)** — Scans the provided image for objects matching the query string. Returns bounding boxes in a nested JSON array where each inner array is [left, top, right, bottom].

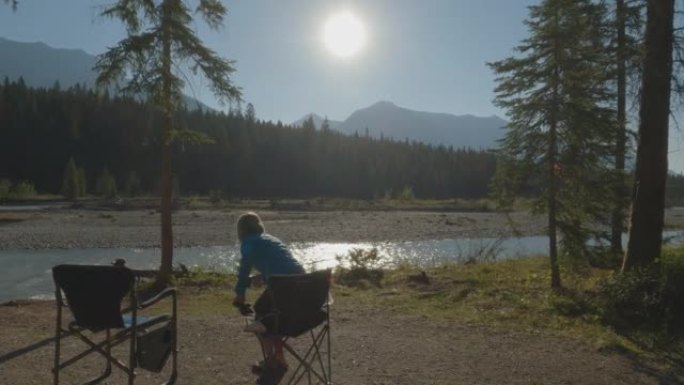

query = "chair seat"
[[263, 309, 328, 338]]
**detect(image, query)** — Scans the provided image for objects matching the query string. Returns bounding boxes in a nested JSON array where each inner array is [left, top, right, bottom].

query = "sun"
[[323, 12, 366, 58]]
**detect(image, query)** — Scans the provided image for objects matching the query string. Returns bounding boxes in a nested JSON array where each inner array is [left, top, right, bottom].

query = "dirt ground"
[[0, 296, 675, 385]]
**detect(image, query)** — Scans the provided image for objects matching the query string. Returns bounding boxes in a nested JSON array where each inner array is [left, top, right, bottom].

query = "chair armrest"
[[139, 287, 177, 310]]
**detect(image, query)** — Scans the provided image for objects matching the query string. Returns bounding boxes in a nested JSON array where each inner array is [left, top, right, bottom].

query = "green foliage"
[[0, 79, 497, 199], [600, 249, 684, 335], [61, 157, 87, 199], [9, 181, 36, 199], [335, 248, 385, 288], [95, 0, 241, 114], [0, 179, 11, 200], [174, 266, 233, 289], [397, 186, 415, 201], [0, 179, 37, 200], [77, 168, 87, 197], [95, 168, 118, 198], [666, 172, 684, 207], [208, 189, 223, 204], [124, 171, 142, 197], [489, 0, 616, 281]]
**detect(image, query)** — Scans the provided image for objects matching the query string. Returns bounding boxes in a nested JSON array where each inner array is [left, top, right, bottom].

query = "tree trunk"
[[158, 0, 174, 285], [548, 117, 561, 289], [611, 0, 627, 255], [623, 0, 674, 271], [549, 8, 562, 290]]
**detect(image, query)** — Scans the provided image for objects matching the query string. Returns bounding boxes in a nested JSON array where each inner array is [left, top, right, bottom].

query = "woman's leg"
[[258, 335, 286, 367]]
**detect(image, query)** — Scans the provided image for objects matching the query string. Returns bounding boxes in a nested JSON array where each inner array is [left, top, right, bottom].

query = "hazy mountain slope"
[[340, 101, 506, 148], [0, 37, 210, 110], [0, 38, 96, 87], [295, 101, 507, 149]]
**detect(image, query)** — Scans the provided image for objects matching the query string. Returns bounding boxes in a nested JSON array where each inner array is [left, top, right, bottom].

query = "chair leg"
[[103, 329, 112, 378], [128, 333, 135, 385], [53, 294, 62, 385], [311, 329, 328, 384], [163, 291, 179, 385], [283, 329, 329, 385], [164, 317, 178, 385]]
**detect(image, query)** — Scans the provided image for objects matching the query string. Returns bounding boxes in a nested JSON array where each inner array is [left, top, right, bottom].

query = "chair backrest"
[[268, 270, 331, 319], [52, 264, 135, 331]]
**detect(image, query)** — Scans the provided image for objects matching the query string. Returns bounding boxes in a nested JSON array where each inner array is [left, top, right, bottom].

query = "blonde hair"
[[237, 212, 265, 240]]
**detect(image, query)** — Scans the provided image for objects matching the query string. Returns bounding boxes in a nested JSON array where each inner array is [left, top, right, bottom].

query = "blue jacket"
[[234, 233, 304, 295]]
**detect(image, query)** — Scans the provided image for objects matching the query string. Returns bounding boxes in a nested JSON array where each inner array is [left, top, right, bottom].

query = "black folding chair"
[[255, 270, 332, 385], [52, 264, 178, 385]]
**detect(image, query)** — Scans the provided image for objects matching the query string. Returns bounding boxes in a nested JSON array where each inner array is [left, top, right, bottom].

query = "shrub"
[[600, 249, 684, 334], [96, 167, 118, 198], [397, 186, 415, 201], [335, 248, 385, 288], [124, 171, 142, 197], [0, 179, 11, 200], [61, 157, 86, 199], [208, 189, 223, 204], [9, 181, 36, 199]]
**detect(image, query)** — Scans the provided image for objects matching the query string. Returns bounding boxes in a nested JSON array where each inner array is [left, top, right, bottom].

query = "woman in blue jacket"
[[232, 212, 304, 384]]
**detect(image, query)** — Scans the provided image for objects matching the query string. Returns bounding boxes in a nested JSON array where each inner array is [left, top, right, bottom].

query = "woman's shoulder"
[[243, 233, 283, 245], [260, 233, 285, 245]]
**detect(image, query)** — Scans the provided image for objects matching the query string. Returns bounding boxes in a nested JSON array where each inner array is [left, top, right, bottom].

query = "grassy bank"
[[168, 251, 683, 378]]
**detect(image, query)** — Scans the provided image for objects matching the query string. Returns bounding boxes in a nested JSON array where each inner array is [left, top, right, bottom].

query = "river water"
[[1, 231, 682, 303]]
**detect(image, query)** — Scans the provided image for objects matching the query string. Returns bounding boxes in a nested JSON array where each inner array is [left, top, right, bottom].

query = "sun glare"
[[323, 12, 366, 58]]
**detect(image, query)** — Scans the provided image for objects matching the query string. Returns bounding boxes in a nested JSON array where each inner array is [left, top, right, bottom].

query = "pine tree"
[[125, 171, 142, 197], [77, 167, 87, 197], [489, 0, 615, 289], [61, 157, 80, 200], [321, 116, 331, 132], [96, 167, 118, 198], [95, 0, 241, 284], [623, 0, 675, 270], [608, 0, 645, 254], [245, 102, 256, 124]]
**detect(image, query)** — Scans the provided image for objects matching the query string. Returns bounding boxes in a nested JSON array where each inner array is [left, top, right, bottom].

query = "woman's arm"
[[233, 242, 254, 301]]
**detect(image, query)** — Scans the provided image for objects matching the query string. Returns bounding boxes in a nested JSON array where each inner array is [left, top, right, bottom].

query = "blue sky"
[[0, 0, 536, 123]]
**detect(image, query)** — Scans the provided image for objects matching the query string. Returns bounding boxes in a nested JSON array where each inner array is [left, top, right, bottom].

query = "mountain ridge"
[[0, 37, 210, 111], [294, 101, 507, 149]]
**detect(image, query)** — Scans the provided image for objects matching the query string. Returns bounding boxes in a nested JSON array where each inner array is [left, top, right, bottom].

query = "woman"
[[232, 212, 304, 385]]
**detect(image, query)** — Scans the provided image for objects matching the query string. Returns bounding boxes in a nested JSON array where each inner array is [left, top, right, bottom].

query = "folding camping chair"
[[252, 270, 332, 385], [52, 264, 178, 385]]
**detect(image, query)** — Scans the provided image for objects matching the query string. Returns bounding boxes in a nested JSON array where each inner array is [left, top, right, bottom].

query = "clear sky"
[[0, 0, 537, 123]]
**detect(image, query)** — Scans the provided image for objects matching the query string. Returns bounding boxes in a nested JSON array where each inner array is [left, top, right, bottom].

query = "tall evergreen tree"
[[623, 0, 675, 271], [245, 102, 256, 124], [607, 0, 645, 254], [95, 0, 241, 284], [489, 0, 614, 289], [96, 167, 118, 198], [61, 157, 81, 200]]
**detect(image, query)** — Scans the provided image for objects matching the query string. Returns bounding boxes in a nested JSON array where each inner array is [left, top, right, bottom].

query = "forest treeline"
[[0, 78, 496, 200]]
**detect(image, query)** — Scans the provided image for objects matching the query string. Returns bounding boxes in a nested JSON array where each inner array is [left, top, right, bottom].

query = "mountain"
[[0, 37, 209, 110], [295, 101, 507, 149]]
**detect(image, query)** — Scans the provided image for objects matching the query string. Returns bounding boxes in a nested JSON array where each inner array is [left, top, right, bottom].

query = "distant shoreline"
[[0, 207, 551, 250], [2, 206, 684, 251]]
